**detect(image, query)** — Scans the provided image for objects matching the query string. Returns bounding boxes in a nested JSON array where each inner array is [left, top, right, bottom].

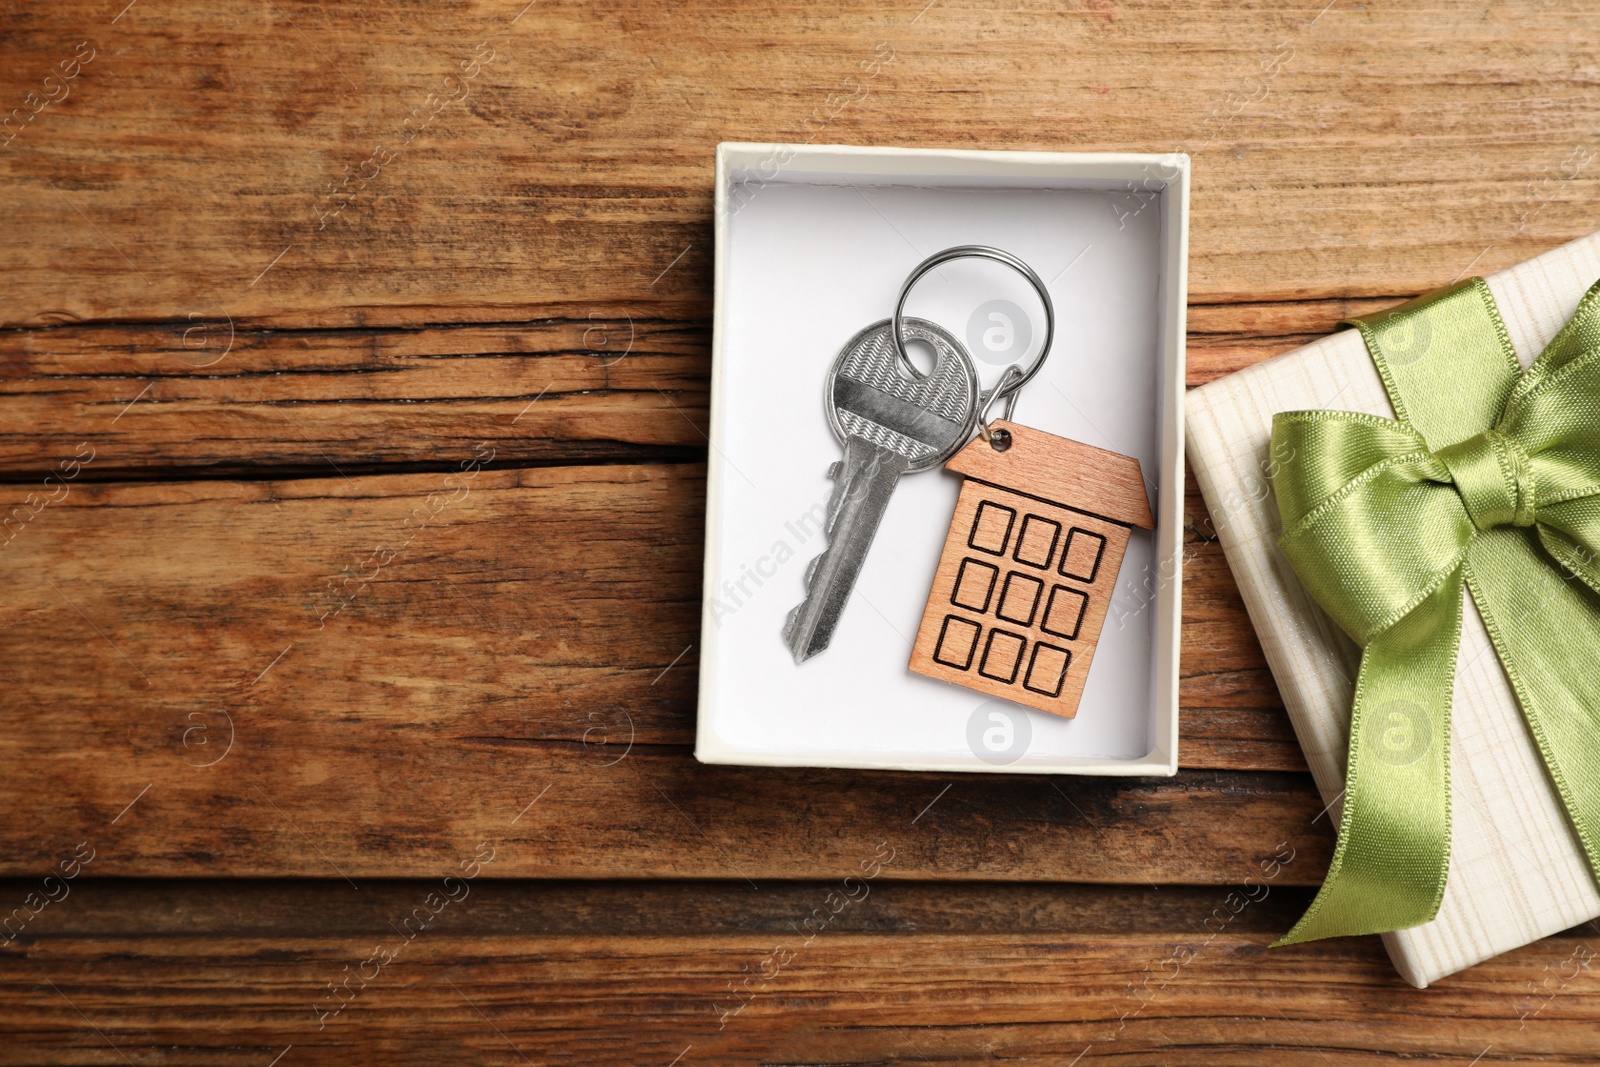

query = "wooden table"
[[3, 1, 1597, 1062]]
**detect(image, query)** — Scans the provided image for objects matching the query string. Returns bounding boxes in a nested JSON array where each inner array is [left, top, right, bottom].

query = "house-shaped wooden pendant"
[[909, 419, 1155, 718]]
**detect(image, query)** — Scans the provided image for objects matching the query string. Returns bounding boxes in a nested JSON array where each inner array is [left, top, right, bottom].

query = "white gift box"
[[695, 143, 1188, 775], [1186, 230, 1600, 985]]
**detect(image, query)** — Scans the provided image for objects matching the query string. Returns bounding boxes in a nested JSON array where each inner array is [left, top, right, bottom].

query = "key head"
[[826, 318, 979, 473]]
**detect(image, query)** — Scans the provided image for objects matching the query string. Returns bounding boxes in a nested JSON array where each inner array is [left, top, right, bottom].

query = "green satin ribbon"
[[1270, 275, 1600, 944]]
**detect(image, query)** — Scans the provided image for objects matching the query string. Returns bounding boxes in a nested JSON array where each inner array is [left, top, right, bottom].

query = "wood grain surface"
[[5, 0, 1600, 1062], [2, 879, 1596, 1065]]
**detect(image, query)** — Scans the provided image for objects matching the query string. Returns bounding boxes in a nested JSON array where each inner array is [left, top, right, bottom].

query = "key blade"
[[783, 437, 910, 663], [783, 316, 977, 665]]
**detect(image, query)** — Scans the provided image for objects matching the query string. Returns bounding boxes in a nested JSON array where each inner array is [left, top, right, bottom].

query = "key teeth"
[[824, 475, 848, 531], [785, 544, 833, 661], [786, 443, 872, 665], [782, 601, 823, 663], [783, 549, 826, 655]]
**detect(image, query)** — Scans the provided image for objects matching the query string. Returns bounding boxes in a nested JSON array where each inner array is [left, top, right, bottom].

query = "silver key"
[[784, 317, 978, 663]]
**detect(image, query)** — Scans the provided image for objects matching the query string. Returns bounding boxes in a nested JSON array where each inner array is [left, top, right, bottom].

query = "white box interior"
[[697, 144, 1186, 775]]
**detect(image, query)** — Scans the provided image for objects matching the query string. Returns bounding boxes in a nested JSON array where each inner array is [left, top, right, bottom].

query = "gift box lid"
[[1186, 230, 1600, 987]]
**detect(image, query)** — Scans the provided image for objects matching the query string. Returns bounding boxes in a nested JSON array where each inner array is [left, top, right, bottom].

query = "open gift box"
[[695, 143, 1188, 775]]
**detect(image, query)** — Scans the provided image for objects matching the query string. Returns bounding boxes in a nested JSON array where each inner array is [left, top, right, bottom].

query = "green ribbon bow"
[[1270, 275, 1600, 944]]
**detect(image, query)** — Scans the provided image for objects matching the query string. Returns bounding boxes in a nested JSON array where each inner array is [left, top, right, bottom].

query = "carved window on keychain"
[[909, 420, 1153, 719]]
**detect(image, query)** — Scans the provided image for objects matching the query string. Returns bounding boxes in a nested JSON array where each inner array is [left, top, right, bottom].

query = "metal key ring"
[[890, 245, 1055, 414]]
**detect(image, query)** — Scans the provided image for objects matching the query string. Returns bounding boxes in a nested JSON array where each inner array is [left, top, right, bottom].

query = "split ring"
[[890, 244, 1056, 413]]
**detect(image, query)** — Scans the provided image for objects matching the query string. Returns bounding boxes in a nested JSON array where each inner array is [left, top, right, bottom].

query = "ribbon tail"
[[1276, 568, 1464, 945]]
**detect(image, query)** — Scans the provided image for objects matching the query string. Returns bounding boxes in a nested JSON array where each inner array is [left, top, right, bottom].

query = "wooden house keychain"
[[895, 248, 1156, 719]]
